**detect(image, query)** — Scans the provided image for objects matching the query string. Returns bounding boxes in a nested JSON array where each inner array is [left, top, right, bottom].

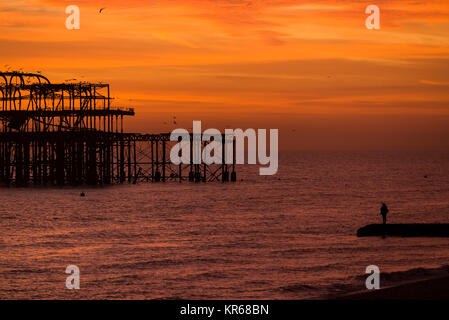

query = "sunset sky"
[[1, 0, 448, 150]]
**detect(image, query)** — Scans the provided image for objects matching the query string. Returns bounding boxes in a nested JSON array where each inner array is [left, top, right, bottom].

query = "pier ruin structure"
[[0, 72, 236, 187]]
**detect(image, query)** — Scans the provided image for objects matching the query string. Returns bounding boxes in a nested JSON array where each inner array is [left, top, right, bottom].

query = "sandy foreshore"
[[336, 276, 449, 300]]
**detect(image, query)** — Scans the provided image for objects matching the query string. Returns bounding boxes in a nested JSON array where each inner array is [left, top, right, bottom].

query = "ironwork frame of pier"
[[0, 71, 236, 187]]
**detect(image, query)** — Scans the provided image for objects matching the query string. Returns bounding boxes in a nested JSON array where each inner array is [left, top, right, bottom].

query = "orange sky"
[[1, 0, 448, 151]]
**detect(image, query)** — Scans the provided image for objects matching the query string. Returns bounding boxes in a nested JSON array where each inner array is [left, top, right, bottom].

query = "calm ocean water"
[[1, 151, 449, 299]]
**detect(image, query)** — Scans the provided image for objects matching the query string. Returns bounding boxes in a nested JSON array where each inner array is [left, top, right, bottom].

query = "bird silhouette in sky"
[[99, 8, 106, 13]]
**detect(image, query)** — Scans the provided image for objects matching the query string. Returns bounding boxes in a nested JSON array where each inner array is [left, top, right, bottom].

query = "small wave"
[[353, 264, 449, 284], [325, 264, 449, 298], [279, 283, 316, 292], [99, 256, 228, 271], [0, 215, 16, 220], [186, 271, 229, 280], [2, 267, 51, 274]]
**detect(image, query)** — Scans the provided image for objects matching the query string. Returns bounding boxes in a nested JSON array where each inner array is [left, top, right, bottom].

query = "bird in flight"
[[99, 8, 106, 13]]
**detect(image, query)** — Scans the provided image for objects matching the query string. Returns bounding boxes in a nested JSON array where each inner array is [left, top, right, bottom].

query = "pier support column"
[[194, 164, 201, 183], [56, 140, 65, 186], [162, 140, 166, 182], [33, 141, 38, 185], [4, 143, 10, 186], [77, 142, 84, 185], [221, 139, 227, 182], [42, 142, 48, 186], [15, 142, 24, 186], [105, 141, 111, 185], [23, 141, 30, 185], [189, 135, 194, 182], [0, 142, 4, 182], [87, 140, 98, 185], [127, 138, 132, 183], [154, 140, 160, 182], [151, 140, 154, 182], [231, 138, 236, 182], [133, 140, 137, 182], [120, 138, 125, 183], [203, 141, 207, 182]]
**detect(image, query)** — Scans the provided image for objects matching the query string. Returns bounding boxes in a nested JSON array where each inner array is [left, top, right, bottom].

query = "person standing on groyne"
[[380, 203, 389, 225]]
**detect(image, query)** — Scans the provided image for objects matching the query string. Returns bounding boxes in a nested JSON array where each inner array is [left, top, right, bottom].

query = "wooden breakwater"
[[357, 224, 449, 237]]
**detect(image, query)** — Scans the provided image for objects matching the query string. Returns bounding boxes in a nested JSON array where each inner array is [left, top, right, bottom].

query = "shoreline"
[[335, 275, 449, 300]]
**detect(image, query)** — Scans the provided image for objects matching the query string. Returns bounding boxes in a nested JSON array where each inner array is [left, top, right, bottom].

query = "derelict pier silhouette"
[[0, 71, 237, 187]]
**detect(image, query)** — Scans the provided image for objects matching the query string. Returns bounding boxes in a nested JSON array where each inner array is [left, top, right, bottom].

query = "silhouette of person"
[[380, 203, 389, 225]]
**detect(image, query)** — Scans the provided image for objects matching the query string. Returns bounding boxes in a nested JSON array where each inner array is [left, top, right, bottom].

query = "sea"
[[1, 151, 449, 299]]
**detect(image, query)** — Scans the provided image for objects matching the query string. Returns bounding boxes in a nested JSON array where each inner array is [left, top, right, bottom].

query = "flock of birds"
[[163, 116, 177, 126]]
